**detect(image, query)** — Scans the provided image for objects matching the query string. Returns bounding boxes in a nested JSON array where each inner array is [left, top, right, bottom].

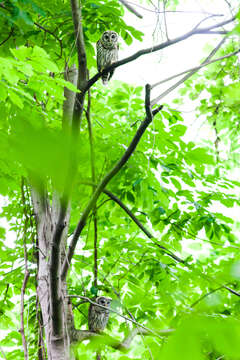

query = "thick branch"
[[85, 15, 236, 92], [61, 88, 162, 280]]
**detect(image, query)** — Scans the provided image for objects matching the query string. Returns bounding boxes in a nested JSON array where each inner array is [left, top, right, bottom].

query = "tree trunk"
[[30, 65, 78, 360]]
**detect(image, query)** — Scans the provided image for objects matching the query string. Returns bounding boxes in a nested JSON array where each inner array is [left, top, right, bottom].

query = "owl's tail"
[[101, 73, 109, 86]]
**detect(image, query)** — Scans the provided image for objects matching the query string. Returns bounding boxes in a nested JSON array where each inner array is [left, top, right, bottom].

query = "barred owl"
[[88, 297, 111, 333], [96, 31, 119, 85]]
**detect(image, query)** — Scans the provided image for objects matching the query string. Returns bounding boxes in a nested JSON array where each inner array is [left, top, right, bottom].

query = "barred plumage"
[[88, 297, 111, 333], [96, 31, 119, 85]]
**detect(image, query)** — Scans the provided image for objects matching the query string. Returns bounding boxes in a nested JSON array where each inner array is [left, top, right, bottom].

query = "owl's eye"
[[111, 34, 116, 39], [104, 35, 109, 40]]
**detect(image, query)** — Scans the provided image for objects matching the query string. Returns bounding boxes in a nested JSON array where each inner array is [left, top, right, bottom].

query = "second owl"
[[96, 31, 119, 85]]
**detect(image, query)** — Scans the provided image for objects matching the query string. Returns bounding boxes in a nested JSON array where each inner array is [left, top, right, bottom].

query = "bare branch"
[[151, 47, 240, 91], [0, 27, 14, 47], [163, 0, 169, 41], [150, 36, 229, 104], [67, 295, 172, 338], [34, 22, 63, 58], [118, 0, 143, 18], [85, 15, 236, 92], [61, 88, 162, 280], [191, 286, 223, 307], [125, 2, 224, 16], [0, 347, 7, 360]]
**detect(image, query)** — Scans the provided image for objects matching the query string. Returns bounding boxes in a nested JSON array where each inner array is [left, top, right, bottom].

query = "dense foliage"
[[0, 0, 240, 359]]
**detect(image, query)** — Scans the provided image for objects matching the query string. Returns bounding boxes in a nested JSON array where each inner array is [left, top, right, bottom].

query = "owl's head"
[[101, 31, 118, 48], [96, 296, 112, 309]]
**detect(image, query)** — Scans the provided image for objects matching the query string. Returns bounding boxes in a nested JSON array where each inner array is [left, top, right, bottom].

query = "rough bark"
[[30, 65, 78, 360]]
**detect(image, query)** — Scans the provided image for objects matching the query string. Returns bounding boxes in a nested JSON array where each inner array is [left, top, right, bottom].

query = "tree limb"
[[61, 88, 162, 280], [85, 15, 236, 92], [80, 181, 185, 264]]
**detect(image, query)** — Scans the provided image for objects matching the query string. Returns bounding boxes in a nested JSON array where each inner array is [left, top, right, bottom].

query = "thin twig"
[[0, 27, 14, 47], [19, 178, 30, 360], [151, 47, 240, 92], [125, 2, 224, 16], [118, 0, 143, 18], [0, 347, 7, 359], [34, 22, 63, 58], [150, 36, 229, 104], [191, 286, 223, 307]]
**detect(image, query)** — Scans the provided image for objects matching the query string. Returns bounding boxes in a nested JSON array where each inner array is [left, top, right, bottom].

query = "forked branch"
[[61, 86, 162, 280]]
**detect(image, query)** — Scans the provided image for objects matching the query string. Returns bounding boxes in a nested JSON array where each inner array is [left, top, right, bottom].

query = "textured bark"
[[30, 65, 78, 360]]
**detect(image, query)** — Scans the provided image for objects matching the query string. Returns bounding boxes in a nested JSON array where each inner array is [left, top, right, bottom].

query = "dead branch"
[[124, 2, 223, 16], [118, 0, 143, 18], [61, 87, 162, 280], [150, 36, 229, 104], [67, 295, 172, 338], [151, 47, 240, 91]]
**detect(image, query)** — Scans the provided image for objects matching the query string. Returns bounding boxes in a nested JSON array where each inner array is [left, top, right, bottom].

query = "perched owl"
[[88, 296, 112, 333], [96, 31, 119, 85]]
